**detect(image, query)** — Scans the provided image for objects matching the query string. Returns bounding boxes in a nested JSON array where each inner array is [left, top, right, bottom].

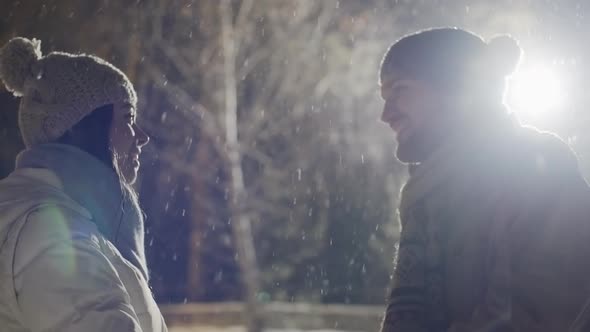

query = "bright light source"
[[507, 63, 566, 121]]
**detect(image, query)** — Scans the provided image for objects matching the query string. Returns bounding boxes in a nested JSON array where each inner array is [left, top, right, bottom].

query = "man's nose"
[[381, 102, 395, 123]]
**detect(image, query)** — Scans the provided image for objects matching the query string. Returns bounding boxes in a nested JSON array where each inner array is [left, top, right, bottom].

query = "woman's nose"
[[136, 125, 150, 147]]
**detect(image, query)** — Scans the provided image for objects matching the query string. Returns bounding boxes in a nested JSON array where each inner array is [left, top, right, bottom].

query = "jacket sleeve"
[[380, 234, 429, 332], [13, 207, 143, 332], [571, 298, 590, 331], [381, 194, 429, 332], [446, 193, 526, 332]]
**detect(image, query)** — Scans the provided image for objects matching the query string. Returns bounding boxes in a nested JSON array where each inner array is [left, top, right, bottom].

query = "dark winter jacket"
[[381, 113, 590, 332]]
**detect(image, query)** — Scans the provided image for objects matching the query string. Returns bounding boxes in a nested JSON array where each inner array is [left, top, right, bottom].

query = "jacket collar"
[[16, 143, 123, 239], [402, 111, 519, 209], [15, 143, 149, 279]]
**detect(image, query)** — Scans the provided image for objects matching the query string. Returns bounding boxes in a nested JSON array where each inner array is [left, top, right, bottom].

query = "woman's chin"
[[122, 167, 138, 185]]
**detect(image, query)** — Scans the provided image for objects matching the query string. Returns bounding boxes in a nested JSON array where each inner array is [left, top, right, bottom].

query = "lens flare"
[[507, 63, 566, 122]]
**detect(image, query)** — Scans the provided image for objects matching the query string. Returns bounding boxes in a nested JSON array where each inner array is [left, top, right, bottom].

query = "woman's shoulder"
[[0, 167, 98, 256], [23, 205, 101, 244], [0, 167, 92, 217], [11, 205, 103, 270]]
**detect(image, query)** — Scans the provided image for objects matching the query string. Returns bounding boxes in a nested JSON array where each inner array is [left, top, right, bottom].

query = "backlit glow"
[[507, 63, 566, 121]]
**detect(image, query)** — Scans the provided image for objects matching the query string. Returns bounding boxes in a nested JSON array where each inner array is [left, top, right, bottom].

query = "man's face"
[[380, 69, 448, 163]]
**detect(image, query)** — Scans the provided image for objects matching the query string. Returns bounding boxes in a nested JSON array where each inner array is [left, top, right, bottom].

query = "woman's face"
[[109, 102, 149, 184]]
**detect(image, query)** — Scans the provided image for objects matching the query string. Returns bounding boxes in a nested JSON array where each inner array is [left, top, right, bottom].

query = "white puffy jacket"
[[0, 146, 167, 331]]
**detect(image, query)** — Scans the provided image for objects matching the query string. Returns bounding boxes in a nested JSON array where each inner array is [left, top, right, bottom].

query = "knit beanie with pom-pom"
[[0, 37, 137, 147]]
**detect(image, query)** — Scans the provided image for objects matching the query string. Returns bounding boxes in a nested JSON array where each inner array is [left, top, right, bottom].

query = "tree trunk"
[[219, 1, 265, 332]]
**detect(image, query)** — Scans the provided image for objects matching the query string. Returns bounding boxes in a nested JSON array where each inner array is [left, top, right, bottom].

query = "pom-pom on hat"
[[486, 34, 522, 78], [0, 37, 137, 147]]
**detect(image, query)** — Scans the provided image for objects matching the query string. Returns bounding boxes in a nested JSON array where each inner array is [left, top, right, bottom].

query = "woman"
[[0, 37, 167, 331]]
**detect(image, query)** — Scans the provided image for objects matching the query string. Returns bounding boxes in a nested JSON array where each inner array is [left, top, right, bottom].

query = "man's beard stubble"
[[395, 130, 440, 164]]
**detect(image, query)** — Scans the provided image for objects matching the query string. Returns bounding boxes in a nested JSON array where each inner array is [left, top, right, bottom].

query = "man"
[[379, 27, 590, 331]]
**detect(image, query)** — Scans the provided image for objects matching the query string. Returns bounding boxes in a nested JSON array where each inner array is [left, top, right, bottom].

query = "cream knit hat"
[[0, 37, 137, 147]]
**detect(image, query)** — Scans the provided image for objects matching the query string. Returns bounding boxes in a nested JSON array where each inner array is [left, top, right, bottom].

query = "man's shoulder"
[[484, 125, 578, 179], [513, 126, 579, 176], [518, 125, 573, 155], [474, 125, 590, 205]]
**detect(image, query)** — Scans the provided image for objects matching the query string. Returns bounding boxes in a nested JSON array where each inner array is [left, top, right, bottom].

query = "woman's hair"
[[380, 27, 522, 102], [56, 104, 115, 170], [56, 103, 142, 242], [56, 103, 132, 186]]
